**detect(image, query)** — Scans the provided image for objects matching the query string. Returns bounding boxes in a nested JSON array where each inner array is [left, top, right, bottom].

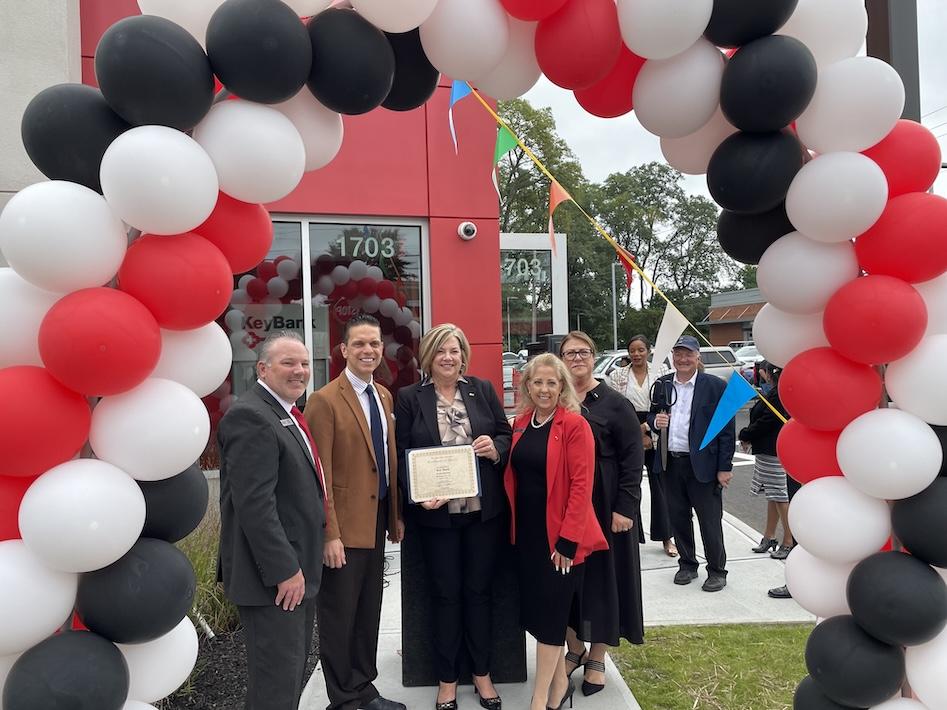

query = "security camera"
[[457, 221, 477, 240]]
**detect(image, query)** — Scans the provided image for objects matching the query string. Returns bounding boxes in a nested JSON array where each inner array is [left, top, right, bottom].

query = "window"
[[500, 249, 553, 352]]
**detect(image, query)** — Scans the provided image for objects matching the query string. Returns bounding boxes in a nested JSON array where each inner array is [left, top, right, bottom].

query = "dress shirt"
[[343, 367, 389, 448], [667, 370, 697, 453], [258, 379, 314, 462]]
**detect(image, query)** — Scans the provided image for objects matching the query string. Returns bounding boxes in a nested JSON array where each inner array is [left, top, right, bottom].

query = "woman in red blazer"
[[503, 353, 607, 710]]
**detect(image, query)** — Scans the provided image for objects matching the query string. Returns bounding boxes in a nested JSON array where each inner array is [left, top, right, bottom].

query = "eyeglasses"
[[562, 349, 593, 360]]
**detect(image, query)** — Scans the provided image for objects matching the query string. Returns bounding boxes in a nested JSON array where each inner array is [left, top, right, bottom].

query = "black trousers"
[[664, 455, 728, 577], [644, 448, 673, 542], [238, 597, 316, 710], [417, 511, 505, 683], [318, 503, 387, 710]]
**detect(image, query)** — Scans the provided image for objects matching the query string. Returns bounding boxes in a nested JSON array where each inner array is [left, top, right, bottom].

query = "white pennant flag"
[[651, 301, 691, 370]]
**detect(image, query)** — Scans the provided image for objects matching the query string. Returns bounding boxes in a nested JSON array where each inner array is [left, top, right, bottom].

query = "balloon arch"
[[2, 0, 947, 708]]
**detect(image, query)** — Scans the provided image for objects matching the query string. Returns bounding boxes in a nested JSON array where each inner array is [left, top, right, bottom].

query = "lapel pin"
[[280, 418, 294, 427]]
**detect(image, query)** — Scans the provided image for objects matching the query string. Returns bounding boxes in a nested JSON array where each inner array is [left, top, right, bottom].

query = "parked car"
[[734, 345, 764, 385], [502, 352, 526, 391], [699, 346, 741, 382], [728, 340, 754, 350], [592, 350, 630, 382]]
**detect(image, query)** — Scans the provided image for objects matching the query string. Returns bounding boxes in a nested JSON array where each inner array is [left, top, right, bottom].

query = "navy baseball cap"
[[672, 335, 700, 352]]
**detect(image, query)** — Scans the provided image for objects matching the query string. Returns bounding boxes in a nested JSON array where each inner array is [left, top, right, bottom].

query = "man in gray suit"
[[218, 332, 327, 709]]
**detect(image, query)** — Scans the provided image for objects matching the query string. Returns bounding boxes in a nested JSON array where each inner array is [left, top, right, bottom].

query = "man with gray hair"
[[218, 331, 327, 709]]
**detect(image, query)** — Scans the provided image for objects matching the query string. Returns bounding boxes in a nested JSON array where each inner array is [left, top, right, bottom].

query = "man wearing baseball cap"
[[648, 335, 735, 592]]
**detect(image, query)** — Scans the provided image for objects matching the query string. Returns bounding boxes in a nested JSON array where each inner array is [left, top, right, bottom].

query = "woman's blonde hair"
[[517, 353, 581, 415], [417, 323, 471, 378]]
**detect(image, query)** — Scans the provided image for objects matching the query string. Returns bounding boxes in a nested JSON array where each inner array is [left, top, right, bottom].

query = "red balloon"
[[118, 233, 233, 330], [535, 0, 622, 90], [274, 255, 291, 264], [340, 280, 359, 299], [776, 419, 843, 485], [500, 0, 568, 21], [256, 260, 278, 281], [376, 280, 396, 300], [246, 277, 269, 301], [378, 315, 395, 334], [393, 325, 413, 346], [39, 289, 161, 396], [394, 290, 407, 308], [0, 366, 91, 477], [193, 192, 274, 274], [822, 275, 927, 365], [358, 278, 377, 296], [574, 46, 646, 118], [862, 119, 941, 197], [779, 348, 883, 431], [855, 193, 947, 283], [0, 475, 39, 539]]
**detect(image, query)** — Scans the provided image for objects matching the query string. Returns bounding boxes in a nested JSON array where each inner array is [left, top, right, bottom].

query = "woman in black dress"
[[558, 332, 644, 696], [503, 353, 606, 710]]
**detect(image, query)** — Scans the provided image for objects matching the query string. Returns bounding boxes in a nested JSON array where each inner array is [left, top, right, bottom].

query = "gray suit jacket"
[[217, 383, 325, 606]]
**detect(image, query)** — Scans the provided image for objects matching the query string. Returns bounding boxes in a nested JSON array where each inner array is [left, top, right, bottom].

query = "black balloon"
[[95, 15, 214, 130], [793, 676, 864, 710], [138, 463, 209, 543], [77, 538, 196, 644], [20, 84, 131, 193], [805, 616, 905, 708], [207, 0, 312, 104], [892, 478, 947, 567], [704, 0, 799, 48], [382, 29, 439, 112], [931, 425, 947, 476], [707, 130, 804, 214], [720, 35, 817, 132], [307, 9, 395, 115], [717, 202, 794, 264], [847, 551, 947, 646], [2, 631, 128, 710]]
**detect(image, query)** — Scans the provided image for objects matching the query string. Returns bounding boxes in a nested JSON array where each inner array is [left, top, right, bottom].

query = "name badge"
[[280, 418, 294, 427]]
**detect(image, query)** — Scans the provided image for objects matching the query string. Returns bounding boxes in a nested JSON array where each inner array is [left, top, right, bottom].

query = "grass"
[[610, 623, 813, 710], [177, 507, 240, 636]]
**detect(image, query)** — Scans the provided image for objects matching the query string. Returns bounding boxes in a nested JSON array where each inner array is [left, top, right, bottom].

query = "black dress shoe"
[[673, 569, 699, 585], [702, 576, 727, 593], [768, 585, 792, 599], [360, 697, 407, 710]]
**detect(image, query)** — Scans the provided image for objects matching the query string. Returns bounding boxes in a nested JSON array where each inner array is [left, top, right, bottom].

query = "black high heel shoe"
[[581, 658, 606, 696], [546, 679, 575, 710], [751, 537, 777, 554], [473, 683, 502, 710], [564, 648, 587, 678]]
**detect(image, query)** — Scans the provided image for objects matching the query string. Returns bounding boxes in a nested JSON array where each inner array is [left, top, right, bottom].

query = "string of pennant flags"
[[449, 79, 786, 433]]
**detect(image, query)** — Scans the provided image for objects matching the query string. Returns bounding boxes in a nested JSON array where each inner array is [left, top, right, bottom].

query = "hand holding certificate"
[[407, 444, 480, 504]]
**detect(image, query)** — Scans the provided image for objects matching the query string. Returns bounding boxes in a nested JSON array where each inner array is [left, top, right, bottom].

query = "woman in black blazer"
[[395, 323, 513, 710]]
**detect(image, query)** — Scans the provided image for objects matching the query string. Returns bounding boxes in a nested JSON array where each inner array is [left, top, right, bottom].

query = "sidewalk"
[[300, 470, 813, 710]]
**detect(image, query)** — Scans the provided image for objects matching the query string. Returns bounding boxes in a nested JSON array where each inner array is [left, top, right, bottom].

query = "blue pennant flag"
[[699, 374, 758, 450], [448, 79, 472, 154]]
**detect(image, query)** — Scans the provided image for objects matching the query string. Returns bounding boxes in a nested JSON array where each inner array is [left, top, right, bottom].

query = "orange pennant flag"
[[615, 244, 637, 289], [548, 180, 572, 257]]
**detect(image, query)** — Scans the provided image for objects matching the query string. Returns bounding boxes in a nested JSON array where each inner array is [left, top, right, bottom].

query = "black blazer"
[[395, 375, 513, 528], [738, 388, 788, 456], [217, 384, 325, 606], [648, 372, 736, 483]]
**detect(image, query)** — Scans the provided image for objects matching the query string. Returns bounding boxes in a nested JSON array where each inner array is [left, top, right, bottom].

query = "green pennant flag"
[[492, 125, 519, 194]]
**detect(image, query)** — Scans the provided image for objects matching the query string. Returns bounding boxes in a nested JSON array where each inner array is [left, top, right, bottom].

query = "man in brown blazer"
[[305, 314, 404, 710]]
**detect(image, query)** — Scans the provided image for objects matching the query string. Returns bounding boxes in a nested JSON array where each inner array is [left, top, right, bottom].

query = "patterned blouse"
[[435, 388, 481, 515], [607, 361, 671, 414]]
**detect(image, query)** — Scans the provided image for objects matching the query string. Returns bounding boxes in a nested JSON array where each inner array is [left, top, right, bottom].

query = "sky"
[[523, 0, 947, 200]]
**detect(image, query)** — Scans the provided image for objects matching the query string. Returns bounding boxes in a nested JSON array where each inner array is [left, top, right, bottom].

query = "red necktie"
[[291, 406, 328, 514]]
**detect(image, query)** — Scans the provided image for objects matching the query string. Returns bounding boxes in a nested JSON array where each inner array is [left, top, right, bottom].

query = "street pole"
[[506, 296, 512, 351], [611, 262, 619, 351]]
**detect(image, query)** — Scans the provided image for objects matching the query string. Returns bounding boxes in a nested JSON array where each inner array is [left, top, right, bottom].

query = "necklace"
[[531, 410, 554, 428]]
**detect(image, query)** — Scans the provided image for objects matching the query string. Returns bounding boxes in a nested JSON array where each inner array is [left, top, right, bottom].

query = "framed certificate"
[[406, 444, 481, 504]]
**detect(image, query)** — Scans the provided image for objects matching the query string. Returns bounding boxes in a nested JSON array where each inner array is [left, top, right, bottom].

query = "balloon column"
[[2, 0, 945, 707]]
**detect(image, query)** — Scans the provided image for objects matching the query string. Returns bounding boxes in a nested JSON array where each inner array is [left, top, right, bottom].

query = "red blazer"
[[503, 407, 608, 565]]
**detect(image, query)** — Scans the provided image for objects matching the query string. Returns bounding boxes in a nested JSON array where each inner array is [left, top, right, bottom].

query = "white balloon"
[[229, 329, 256, 361], [279, 0, 332, 17], [788, 476, 892, 563], [907, 625, 947, 710], [777, 0, 868, 67], [273, 90, 344, 172], [137, 0, 226, 47], [19, 459, 145, 573], [379, 298, 399, 318], [352, 0, 439, 32], [366, 265, 383, 281], [474, 18, 541, 101], [267, 276, 289, 298], [633, 40, 725, 139], [394, 306, 414, 327], [419, 0, 509, 81], [786, 152, 888, 243], [660, 107, 737, 176], [0, 182, 127, 293], [784, 546, 855, 619], [193, 101, 305, 204], [385, 342, 401, 360], [753, 305, 829, 368], [230, 288, 251, 305], [101, 126, 218, 235], [871, 699, 928, 710], [757, 232, 859, 314], [224, 309, 244, 332], [90, 378, 211, 481], [795, 57, 905, 154], [0, 269, 60, 368], [119, 616, 199, 704], [330, 265, 351, 285], [276, 258, 300, 280], [362, 294, 380, 313], [152, 324, 232, 397], [916, 272, 947, 337], [886, 335, 947, 426], [0, 540, 78, 655], [617, 0, 713, 60], [408, 320, 422, 339], [123, 702, 159, 710], [346, 260, 368, 281], [237, 274, 255, 290], [315, 275, 335, 296]]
